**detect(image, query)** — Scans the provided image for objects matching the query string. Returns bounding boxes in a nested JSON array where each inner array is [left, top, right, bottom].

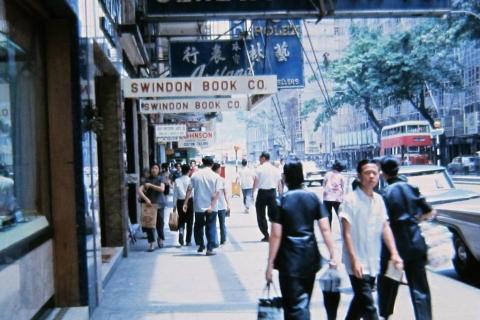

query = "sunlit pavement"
[[92, 167, 480, 320]]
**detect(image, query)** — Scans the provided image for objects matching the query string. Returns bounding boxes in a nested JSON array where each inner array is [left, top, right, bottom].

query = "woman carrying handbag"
[[265, 157, 339, 320]]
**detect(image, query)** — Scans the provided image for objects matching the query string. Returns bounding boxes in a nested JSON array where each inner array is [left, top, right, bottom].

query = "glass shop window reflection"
[[0, 32, 40, 234]]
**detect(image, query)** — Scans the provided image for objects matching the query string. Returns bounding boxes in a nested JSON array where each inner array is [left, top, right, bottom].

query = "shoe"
[[213, 243, 219, 249], [197, 245, 205, 253], [186, 242, 191, 246], [206, 251, 216, 256], [147, 243, 155, 252], [220, 240, 226, 245], [157, 238, 164, 248], [261, 236, 269, 242]]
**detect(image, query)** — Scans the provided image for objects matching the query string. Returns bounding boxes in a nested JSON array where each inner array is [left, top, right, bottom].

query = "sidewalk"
[[92, 189, 480, 319]]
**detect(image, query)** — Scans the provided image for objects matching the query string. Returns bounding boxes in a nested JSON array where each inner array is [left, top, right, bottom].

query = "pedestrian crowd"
[[138, 152, 435, 320]]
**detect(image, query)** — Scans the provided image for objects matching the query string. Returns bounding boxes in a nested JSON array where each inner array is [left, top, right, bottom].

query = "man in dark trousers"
[[252, 152, 282, 242], [378, 157, 436, 320]]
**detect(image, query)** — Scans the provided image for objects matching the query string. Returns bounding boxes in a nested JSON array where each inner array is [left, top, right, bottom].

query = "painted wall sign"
[[122, 76, 277, 98], [140, 96, 248, 114], [169, 20, 304, 88], [145, 0, 450, 20]]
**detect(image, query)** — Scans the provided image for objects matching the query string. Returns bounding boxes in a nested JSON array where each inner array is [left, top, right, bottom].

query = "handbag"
[[168, 209, 179, 231], [257, 283, 283, 320], [140, 204, 158, 229], [231, 181, 241, 197]]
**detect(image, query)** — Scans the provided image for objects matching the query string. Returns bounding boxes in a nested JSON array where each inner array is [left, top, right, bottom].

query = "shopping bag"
[[420, 221, 455, 269], [168, 209, 179, 231], [232, 181, 241, 197], [257, 283, 283, 320], [318, 263, 351, 293], [140, 204, 157, 229]]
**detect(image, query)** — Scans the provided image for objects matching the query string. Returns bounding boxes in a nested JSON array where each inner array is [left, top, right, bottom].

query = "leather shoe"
[[206, 250, 216, 256], [261, 236, 269, 242], [197, 245, 205, 253]]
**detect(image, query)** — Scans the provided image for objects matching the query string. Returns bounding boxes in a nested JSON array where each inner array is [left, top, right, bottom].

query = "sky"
[[203, 112, 246, 160]]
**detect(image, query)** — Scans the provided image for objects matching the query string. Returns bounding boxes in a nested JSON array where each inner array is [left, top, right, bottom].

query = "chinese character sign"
[[169, 20, 304, 89]]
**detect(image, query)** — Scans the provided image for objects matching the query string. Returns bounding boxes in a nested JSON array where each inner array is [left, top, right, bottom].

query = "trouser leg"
[[205, 211, 218, 251], [217, 209, 227, 243], [177, 200, 186, 243], [194, 212, 205, 247], [145, 227, 155, 243], [323, 291, 340, 320], [255, 193, 269, 237], [346, 275, 379, 320], [185, 199, 194, 243], [378, 247, 400, 319], [265, 190, 279, 221], [156, 207, 165, 240], [323, 201, 334, 226], [404, 258, 432, 320], [279, 275, 315, 320]]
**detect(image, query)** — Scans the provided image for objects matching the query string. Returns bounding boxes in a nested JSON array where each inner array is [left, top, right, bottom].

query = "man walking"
[[339, 159, 403, 320], [236, 159, 255, 213], [184, 156, 220, 256], [252, 152, 282, 242], [378, 157, 435, 320]]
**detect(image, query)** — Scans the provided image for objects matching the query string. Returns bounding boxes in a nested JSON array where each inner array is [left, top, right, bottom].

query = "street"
[[91, 167, 480, 319]]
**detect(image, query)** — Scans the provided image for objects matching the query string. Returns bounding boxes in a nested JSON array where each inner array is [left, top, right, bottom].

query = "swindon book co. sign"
[[122, 75, 277, 98]]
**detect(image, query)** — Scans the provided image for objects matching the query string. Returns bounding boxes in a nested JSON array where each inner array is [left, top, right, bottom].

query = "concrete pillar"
[[96, 75, 127, 247]]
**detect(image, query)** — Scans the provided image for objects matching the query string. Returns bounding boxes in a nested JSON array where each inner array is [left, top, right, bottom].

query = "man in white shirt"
[[339, 159, 403, 320], [184, 156, 221, 256], [252, 152, 282, 242], [236, 159, 255, 213]]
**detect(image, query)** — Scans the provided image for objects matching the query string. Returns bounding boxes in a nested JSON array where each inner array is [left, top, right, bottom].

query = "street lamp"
[[234, 145, 240, 173]]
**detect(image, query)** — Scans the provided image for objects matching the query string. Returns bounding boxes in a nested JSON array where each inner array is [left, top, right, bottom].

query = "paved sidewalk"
[[92, 187, 480, 319]]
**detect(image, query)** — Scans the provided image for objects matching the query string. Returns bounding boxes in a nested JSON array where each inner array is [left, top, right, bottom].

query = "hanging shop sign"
[[169, 20, 303, 89], [145, 0, 450, 21], [122, 75, 277, 98], [155, 124, 187, 139], [178, 131, 215, 148], [140, 96, 248, 114]]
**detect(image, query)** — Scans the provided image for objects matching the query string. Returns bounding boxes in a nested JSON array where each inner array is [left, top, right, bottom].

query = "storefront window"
[[0, 6, 46, 251]]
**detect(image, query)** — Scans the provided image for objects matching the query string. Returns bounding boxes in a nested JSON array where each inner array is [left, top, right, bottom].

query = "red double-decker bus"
[[380, 120, 433, 165]]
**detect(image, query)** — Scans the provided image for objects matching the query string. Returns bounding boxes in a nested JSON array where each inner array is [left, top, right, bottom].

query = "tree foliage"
[[304, 18, 462, 132]]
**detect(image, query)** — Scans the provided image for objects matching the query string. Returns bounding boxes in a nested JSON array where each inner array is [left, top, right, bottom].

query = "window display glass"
[[0, 6, 45, 250]]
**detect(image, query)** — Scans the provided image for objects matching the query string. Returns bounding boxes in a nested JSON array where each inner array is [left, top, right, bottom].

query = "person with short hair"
[[184, 156, 221, 256], [265, 157, 339, 320], [173, 164, 194, 246], [212, 162, 230, 245], [339, 159, 403, 320], [236, 159, 255, 213], [378, 157, 435, 320], [137, 164, 166, 251], [252, 151, 282, 242]]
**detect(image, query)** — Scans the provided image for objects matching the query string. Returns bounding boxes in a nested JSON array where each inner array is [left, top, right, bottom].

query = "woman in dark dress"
[[265, 157, 339, 320]]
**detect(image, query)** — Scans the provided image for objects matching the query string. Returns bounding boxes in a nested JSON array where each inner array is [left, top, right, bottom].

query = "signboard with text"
[[145, 0, 450, 20], [140, 96, 248, 113], [122, 75, 277, 98], [169, 20, 303, 88], [178, 131, 215, 148], [155, 124, 187, 139]]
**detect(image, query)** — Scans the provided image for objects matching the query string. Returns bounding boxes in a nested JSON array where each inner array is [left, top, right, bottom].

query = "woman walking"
[[138, 164, 165, 251], [323, 160, 346, 226], [212, 163, 230, 245], [173, 164, 194, 246], [265, 157, 339, 320]]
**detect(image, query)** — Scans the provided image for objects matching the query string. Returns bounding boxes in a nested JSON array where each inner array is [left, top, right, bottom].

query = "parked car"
[[390, 165, 480, 280], [304, 170, 326, 187], [447, 156, 479, 174]]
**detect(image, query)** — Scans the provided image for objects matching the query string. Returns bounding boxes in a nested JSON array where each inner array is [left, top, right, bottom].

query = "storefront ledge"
[[0, 217, 52, 269], [41, 306, 89, 320], [101, 246, 123, 288]]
